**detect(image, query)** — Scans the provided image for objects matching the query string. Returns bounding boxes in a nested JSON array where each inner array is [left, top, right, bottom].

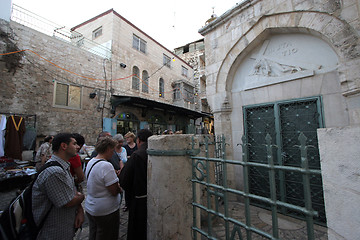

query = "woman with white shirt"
[[113, 134, 127, 169], [85, 136, 122, 240]]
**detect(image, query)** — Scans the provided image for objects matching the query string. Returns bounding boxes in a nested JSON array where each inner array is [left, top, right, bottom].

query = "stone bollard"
[[147, 134, 199, 240]]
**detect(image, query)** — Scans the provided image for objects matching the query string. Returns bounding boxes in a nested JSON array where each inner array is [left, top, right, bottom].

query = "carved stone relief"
[[232, 34, 339, 92]]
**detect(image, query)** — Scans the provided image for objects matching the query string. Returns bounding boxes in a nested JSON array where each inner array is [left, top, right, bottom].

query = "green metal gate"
[[243, 96, 326, 225], [191, 97, 327, 239]]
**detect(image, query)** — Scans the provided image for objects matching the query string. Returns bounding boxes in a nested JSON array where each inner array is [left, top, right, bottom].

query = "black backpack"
[[0, 161, 62, 240]]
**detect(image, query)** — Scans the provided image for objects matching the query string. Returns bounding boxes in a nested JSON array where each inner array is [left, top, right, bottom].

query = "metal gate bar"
[[192, 133, 320, 240]]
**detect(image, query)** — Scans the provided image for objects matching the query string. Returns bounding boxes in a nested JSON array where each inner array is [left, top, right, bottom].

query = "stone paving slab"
[[202, 201, 328, 240]]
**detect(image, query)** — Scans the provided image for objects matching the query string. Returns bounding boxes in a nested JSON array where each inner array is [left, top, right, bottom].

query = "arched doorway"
[[116, 112, 139, 135], [148, 115, 166, 135], [230, 33, 340, 225]]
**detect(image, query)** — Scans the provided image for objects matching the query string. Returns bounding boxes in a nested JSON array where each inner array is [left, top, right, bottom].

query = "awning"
[[111, 95, 211, 119]]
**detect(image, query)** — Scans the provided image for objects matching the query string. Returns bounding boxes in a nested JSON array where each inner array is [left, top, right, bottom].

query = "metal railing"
[[10, 4, 112, 59], [191, 133, 323, 240]]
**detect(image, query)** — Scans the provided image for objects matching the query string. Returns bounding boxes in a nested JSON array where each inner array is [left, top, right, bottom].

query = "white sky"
[[11, 0, 239, 50]]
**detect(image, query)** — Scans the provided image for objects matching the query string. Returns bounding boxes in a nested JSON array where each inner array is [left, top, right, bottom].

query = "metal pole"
[[298, 133, 315, 240]]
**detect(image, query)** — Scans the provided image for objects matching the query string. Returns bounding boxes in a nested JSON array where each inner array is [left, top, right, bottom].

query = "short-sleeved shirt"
[[124, 144, 137, 157], [34, 142, 53, 162], [32, 155, 77, 240], [85, 158, 120, 216], [68, 154, 82, 176], [117, 147, 127, 164]]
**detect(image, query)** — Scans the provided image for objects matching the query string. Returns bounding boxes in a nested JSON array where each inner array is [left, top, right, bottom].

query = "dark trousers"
[[86, 209, 120, 240], [127, 197, 146, 240]]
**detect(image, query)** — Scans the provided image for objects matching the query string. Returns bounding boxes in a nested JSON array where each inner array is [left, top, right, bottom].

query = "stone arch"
[[216, 11, 360, 99]]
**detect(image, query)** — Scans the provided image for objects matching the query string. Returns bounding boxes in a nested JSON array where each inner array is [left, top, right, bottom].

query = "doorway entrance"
[[243, 96, 326, 224]]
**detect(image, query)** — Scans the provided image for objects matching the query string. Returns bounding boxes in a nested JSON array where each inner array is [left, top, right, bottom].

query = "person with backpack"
[[32, 133, 85, 239]]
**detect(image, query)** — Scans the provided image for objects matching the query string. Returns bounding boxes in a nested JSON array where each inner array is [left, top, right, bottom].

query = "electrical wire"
[[1, 49, 198, 102]]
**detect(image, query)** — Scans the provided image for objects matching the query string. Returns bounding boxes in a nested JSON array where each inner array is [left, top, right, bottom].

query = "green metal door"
[[244, 97, 326, 224]]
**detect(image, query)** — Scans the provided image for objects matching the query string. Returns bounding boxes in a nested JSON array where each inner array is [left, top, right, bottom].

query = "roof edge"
[[71, 9, 192, 69]]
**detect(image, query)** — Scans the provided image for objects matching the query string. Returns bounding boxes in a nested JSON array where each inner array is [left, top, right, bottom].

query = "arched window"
[[142, 70, 149, 93], [132, 66, 140, 90], [159, 78, 164, 98]]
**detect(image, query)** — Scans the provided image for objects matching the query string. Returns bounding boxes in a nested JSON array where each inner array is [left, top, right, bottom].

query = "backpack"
[[0, 161, 62, 240]]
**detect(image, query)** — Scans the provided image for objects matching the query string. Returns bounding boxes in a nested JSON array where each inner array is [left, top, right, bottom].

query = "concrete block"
[[322, 93, 349, 127], [300, 75, 323, 96], [320, 71, 341, 95]]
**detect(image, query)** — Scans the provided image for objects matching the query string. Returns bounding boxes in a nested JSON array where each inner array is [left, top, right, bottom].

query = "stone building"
[[199, 0, 360, 239], [70, 9, 206, 135], [0, 4, 206, 148], [174, 39, 214, 134]]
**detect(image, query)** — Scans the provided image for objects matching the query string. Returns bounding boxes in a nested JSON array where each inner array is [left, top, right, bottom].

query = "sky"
[[11, 0, 239, 50]]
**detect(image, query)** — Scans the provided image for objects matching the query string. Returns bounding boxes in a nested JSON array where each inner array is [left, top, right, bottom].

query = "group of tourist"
[[31, 129, 152, 240]]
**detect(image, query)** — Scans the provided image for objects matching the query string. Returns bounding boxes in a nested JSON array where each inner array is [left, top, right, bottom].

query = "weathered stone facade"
[[199, 0, 360, 238], [0, 20, 107, 144], [0, 7, 204, 147], [71, 9, 195, 108]]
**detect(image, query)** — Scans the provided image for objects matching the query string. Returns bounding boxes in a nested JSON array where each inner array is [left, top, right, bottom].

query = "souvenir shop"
[[0, 113, 37, 191]]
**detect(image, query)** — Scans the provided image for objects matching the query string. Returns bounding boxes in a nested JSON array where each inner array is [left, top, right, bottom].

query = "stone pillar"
[[318, 126, 360, 240], [147, 134, 199, 240]]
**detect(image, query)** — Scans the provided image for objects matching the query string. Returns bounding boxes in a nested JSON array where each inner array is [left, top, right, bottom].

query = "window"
[[142, 70, 149, 93], [184, 84, 194, 103], [92, 27, 102, 39], [132, 66, 140, 90], [163, 54, 171, 68], [54, 82, 82, 109], [181, 66, 188, 77], [132, 34, 147, 53], [159, 78, 164, 98], [173, 83, 181, 100]]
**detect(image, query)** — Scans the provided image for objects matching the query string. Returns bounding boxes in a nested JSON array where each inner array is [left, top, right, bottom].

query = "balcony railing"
[[10, 4, 112, 59]]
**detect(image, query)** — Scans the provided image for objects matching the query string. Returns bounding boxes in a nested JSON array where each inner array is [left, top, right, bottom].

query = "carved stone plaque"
[[232, 34, 339, 91]]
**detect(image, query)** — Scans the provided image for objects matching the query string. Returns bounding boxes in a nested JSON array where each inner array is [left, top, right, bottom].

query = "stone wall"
[[318, 125, 360, 240], [0, 20, 111, 145]]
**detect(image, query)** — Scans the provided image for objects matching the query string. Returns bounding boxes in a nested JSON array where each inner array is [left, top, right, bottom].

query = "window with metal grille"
[[54, 82, 82, 109], [132, 34, 146, 53], [159, 78, 164, 98], [92, 26, 102, 39], [163, 54, 171, 68], [132, 66, 140, 90], [142, 70, 149, 93], [181, 66, 188, 77], [243, 97, 326, 225], [173, 83, 181, 100], [184, 84, 194, 104]]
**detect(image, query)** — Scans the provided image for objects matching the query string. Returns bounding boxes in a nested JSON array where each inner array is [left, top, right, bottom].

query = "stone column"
[[147, 134, 199, 239], [318, 125, 360, 240]]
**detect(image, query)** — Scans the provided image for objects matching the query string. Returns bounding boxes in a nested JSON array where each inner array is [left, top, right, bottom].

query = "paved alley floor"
[[1, 187, 328, 240]]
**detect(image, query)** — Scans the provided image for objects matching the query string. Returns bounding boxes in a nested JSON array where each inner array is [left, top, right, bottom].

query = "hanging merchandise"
[[4, 115, 26, 160], [0, 115, 6, 157]]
